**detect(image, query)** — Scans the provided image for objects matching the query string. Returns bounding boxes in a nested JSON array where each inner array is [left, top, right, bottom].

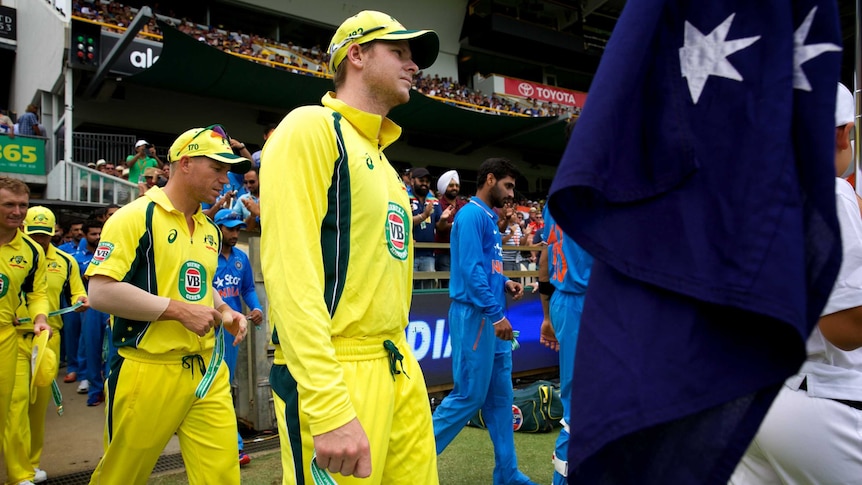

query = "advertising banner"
[[503, 77, 587, 108], [0, 6, 15, 42], [0, 136, 45, 175], [100, 33, 163, 76], [406, 291, 558, 388]]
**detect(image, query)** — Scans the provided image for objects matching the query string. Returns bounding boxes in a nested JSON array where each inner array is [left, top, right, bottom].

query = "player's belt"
[[195, 327, 225, 399]]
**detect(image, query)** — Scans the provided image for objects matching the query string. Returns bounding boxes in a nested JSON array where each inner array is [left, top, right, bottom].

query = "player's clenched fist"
[[313, 417, 372, 478]]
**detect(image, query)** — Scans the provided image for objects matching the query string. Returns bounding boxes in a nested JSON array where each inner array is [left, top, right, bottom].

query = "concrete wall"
[[5, 0, 66, 114]]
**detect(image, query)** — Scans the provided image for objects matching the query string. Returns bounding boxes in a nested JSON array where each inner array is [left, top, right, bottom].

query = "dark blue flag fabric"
[[547, 0, 843, 483]]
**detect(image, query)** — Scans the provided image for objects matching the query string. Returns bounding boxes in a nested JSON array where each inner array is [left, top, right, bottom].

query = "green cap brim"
[[207, 152, 252, 174], [377, 30, 439, 70]]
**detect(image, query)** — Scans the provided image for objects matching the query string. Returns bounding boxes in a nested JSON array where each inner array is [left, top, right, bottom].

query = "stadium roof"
[[127, 22, 570, 163]]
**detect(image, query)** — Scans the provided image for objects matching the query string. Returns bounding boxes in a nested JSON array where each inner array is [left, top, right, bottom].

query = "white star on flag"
[[793, 6, 841, 91], [679, 13, 761, 104]]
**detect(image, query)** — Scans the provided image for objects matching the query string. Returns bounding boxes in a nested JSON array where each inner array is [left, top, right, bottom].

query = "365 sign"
[[0, 136, 45, 175]]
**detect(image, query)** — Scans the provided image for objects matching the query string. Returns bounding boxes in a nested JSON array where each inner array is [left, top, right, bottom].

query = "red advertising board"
[[503, 77, 587, 108]]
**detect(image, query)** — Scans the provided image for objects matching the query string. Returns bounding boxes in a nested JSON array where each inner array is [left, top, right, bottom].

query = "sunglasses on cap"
[[174, 124, 232, 159], [329, 25, 388, 57]]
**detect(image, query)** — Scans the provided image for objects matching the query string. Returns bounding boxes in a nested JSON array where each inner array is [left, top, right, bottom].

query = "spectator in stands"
[[401, 168, 414, 195], [137, 166, 161, 197], [0, 109, 14, 138], [17, 105, 41, 137], [126, 140, 162, 184], [213, 209, 264, 467], [250, 124, 276, 168], [435, 170, 466, 289], [231, 167, 259, 229], [96, 159, 107, 172], [57, 220, 83, 254], [410, 168, 442, 289], [499, 198, 527, 280]]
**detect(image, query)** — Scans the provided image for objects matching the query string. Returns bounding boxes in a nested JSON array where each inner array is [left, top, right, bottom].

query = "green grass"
[[148, 427, 557, 484]]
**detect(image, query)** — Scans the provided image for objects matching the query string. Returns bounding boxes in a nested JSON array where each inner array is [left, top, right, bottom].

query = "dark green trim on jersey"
[[56, 250, 74, 303], [113, 202, 158, 348], [106, 353, 125, 443], [321, 112, 351, 318], [20, 236, 40, 295], [270, 363, 304, 485]]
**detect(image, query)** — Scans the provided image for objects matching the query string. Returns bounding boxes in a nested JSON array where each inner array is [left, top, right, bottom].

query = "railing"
[[46, 160, 138, 205], [56, 132, 137, 168], [413, 242, 543, 288]]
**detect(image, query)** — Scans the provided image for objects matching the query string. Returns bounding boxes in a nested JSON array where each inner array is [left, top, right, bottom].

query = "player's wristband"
[[538, 281, 556, 296]]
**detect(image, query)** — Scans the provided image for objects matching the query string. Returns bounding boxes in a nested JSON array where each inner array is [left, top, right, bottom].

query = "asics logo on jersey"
[[168, 229, 178, 244]]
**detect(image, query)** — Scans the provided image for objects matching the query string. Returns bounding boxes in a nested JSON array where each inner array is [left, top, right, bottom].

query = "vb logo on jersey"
[[385, 202, 409, 261], [91, 242, 114, 266], [178, 261, 207, 301], [0, 273, 9, 298], [167, 229, 178, 244]]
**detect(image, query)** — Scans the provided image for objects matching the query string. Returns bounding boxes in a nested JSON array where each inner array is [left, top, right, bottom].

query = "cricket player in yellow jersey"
[[4, 206, 88, 485], [0, 177, 50, 463], [84, 125, 250, 485], [261, 10, 440, 484]]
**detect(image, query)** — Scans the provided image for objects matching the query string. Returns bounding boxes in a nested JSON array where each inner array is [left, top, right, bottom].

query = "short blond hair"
[[0, 176, 30, 195]]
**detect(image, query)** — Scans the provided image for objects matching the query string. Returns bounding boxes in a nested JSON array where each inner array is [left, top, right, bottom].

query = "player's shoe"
[[33, 468, 47, 483]]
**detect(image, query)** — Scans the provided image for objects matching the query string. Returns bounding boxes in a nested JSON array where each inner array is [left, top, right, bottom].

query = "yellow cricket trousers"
[[88, 347, 240, 485], [271, 332, 438, 485], [3, 331, 60, 485], [0, 325, 17, 466]]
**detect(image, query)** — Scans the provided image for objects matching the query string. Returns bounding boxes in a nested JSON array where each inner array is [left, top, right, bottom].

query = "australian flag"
[[548, 0, 843, 483]]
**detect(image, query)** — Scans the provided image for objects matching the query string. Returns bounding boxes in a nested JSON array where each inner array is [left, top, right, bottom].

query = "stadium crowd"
[[70, 0, 581, 118]]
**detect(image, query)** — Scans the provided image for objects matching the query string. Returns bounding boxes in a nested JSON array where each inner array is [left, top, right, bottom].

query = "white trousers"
[[730, 386, 862, 485]]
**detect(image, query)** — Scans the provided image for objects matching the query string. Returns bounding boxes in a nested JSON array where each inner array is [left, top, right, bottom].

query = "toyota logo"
[[518, 83, 534, 97]]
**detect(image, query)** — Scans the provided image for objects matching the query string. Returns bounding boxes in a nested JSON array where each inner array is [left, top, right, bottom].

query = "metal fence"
[[56, 132, 137, 167], [46, 160, 138, 205]]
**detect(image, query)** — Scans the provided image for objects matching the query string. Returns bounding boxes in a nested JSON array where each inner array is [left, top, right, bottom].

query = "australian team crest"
[[385, 202, 409, 261]]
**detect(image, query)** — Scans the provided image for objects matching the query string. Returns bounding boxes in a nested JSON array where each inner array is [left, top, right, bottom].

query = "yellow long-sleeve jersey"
[[261, 92, 414, 436]]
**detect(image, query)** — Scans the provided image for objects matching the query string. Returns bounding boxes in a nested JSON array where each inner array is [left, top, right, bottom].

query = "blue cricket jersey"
[[449, 198, 508, 323], [215, 246, 262, 314], [542, 207, 592, 295]]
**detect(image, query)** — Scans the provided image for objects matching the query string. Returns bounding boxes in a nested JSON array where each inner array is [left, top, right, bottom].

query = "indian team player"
[[536, 205, 593, 485], [84, 125, 250, 485], [0, 177, 50, 462], [432, 158, 537, 485], [261, 10, 440, 484], [4, 206, 88, 485]]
